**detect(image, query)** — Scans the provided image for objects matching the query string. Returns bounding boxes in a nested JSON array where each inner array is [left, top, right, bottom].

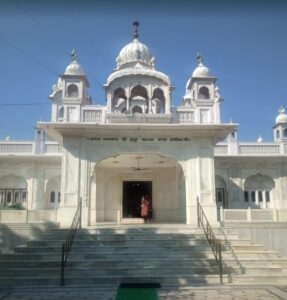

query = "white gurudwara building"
[[1, 22, 287, 228]]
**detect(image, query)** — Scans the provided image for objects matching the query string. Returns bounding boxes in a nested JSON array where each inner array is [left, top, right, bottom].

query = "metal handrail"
[[197, 197, 223, 284], [60, 197, 82, 286]]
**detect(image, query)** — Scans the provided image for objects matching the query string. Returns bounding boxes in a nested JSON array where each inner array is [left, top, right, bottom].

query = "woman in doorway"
[[140, 195, 150, 223]]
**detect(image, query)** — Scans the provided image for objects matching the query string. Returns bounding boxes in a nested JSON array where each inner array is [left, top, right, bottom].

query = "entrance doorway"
[[122, 181, 152, 218]]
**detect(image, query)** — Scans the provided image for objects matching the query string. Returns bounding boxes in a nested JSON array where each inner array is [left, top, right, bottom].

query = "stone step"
[[223, 258, 287, 268], [27, 238, 210, 247], [222, 245, 265, 251], [0, 274, 229, 287], [231, 274, 287, 284], [225, 251, 280, 259], [0, 266, 223, 276], [14, 244, 213, 253]]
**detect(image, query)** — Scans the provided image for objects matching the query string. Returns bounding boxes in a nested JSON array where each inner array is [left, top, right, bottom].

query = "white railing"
[[0, 142, 33, 154], [214, 144, 228, 155], [44, 143, 62, 154], [0, 210, 57, 223], [177, 111, 194, 124], [106, 113, 172, 123], [239, 144, 280, 156], [83, 109, 103, 123], [220, 208, 287, 222]]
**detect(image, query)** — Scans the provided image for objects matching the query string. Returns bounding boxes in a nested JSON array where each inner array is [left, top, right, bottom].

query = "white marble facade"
[[1, 23, 287, 227]]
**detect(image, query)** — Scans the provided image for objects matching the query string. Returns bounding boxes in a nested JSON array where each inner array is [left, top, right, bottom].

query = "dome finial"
[[71, 49, 77, 61], [196, 52, 203, 65], [133, 20, 140, 39], [279, 105, 285, 114]]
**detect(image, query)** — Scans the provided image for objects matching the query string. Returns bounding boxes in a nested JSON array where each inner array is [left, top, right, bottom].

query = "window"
[[266, 191, 271, 208], [265, 191, 270, 202], [50, 191, 55, 203], [284, 128, 287, 138], [251, 191, 256, 202], [58, 106, 64, 118], [132, 106, 143, 114], [58, 192, 61, 203], [276, 130, 280, 139], [198, 86, 210, 99], [258, 191, 263, 202], [67, 84, 79, 97], [244, 191, 249, 202], [15, 191, 20, 203], [22, 191, 27, 202]]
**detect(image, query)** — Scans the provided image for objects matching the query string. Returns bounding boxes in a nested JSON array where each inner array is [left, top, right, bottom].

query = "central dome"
[[116, 38, 154, 69]]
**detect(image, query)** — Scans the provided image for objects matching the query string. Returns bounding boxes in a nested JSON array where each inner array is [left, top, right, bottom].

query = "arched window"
[[67, 84, 79, 97], [132, 106, 143, 114], [276, 130, 280, 139], [131, 85, 148, 99], [22, 191, 27, 202], [251, 191, 256, 202], [244, 191, 249, 202], [152, 88, 165, 113], [284, 128, 287, 138], [266, 191, 270, 208], [50, 191, 55, 203], [58, 106, 64, 118], [265, 191, 270, 202], [15, 191, 20, 203], [198, 86, 210, 99], [258, 191, 263, 202], [7, 191, 12, 203]]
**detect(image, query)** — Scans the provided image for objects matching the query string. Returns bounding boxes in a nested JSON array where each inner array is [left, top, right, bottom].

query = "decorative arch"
[[131, 85, 148, 99], [198, 86, 210, 99], [244, 173, 274, 208], [67, 84, 79, 97], [215, 175, 228, 209], [91, 152, 186, 224], [46, 175, 61, 209], [113, 87, 127, 113], [0, 174, 27, 207], [276, 130, 280, 139], [244, 173, 275, 191], [151, 88, 165, 113], [58, 106, 64, 119], [132, 106, 143, 114]]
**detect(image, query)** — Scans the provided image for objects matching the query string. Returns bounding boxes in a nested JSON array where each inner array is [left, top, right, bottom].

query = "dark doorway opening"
[[123, 181, 152, 218]]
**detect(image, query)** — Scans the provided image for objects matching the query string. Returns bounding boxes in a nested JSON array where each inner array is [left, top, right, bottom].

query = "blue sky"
[[1, 0, 287, 141]]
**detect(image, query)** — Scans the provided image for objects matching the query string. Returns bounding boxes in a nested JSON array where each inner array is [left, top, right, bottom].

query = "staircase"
[[219, 228, 287, 284], [1, 224, 287, 287]]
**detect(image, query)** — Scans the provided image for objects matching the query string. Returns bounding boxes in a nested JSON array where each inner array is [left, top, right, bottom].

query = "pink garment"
[[141, 199, 150, 217]]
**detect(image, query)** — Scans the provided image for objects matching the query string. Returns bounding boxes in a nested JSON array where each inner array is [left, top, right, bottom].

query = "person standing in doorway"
[[140, 195, 150, 223], [147, 195, 153, 223]]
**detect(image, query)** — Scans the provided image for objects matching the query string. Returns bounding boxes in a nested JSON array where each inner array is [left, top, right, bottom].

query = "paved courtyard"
[[1, 286, 287, 300]]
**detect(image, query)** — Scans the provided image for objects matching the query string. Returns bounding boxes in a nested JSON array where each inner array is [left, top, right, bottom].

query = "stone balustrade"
[[220, 208, 287, 222], [0, 142, 33, 154], [106, 112, 173, 123], [83, 108, 104, 123], [214, 142, 285, 156]]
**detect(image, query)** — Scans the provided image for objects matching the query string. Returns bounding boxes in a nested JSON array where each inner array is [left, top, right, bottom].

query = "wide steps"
[[2, 224, 287, 287], [0, 274, 228, 287]]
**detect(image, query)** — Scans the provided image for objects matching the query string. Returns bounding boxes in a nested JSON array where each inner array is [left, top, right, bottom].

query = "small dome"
[[116, 38, 153, 69], [192, 62, 211, 77], [275, 106, 287, 124], [64, 60, 86, 76], [257, 135, 263, 143], [192, 53, 211, 78]]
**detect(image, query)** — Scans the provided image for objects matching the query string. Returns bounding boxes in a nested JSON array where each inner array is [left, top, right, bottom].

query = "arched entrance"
[[90, 152, 185, 224]]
